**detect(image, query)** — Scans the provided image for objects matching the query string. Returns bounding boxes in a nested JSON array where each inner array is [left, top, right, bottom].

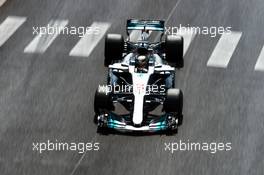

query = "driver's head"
[[137, 55, 148, 68]]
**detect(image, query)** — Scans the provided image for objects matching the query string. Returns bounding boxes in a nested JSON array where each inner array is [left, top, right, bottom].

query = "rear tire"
[[104, 34, 124, 67], [165, 35, 184, 68]]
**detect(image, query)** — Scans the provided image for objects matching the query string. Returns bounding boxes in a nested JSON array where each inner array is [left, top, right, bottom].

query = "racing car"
[[94, 19, 184, 134]]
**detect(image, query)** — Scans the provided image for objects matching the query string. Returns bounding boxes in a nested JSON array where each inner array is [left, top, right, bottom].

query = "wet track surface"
[[0, 0, 264, 174]]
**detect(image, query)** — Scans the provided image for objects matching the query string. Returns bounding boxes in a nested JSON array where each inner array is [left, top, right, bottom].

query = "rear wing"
[[126, 19, 165, 33]]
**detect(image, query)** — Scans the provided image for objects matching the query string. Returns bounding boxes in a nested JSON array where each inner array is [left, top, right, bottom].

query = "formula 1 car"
[[94, 19, 184, 134]]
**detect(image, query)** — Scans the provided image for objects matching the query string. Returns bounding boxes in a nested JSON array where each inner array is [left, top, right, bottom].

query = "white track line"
[[177, 27, 196, 56], [69, 22, 110, 57], [0, 16, 26, 47], [165, 0, 182, 23], [69, 135, 98, 175], [24, 19, 68, 53], [207, 31, 242, 68], [255, 45, 264, 71], [0, 0, 7, 7]]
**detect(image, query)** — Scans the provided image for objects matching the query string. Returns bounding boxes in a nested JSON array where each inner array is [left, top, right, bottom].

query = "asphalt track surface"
[[0, 0, 264, 174]]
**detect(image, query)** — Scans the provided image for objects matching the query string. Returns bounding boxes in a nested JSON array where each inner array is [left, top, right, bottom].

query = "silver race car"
[[94, 19, 184, 134]]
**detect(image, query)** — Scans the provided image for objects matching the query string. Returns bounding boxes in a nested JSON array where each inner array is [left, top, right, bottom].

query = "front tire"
[[163, 88, 183, 116], [94, 86, 114, 114]]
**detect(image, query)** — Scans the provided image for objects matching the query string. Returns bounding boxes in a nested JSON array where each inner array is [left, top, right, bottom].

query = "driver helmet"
[[137, 55, 148, 68]]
